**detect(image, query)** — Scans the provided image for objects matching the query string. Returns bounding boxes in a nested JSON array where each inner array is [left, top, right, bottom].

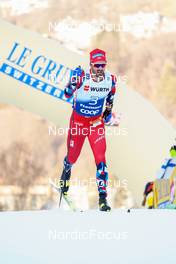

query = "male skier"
[[59, 48, 117, 211]]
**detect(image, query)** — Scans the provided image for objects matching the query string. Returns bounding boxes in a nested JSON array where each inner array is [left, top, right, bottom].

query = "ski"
[[49, 178, 78, 212]]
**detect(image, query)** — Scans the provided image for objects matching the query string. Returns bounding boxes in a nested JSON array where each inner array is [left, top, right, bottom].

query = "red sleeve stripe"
[[111, 87, 116, 94]]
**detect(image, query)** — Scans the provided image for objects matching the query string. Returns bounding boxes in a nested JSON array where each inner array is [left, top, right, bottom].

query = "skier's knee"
[[95, 155, 106, 166]]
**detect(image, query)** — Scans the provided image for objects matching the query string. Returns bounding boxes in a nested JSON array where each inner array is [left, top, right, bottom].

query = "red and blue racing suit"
[[63, 66, 117, 198]]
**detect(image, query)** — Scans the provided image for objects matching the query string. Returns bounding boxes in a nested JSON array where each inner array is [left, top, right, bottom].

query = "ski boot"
[[59, 157, 72, 196], [99, 197, 111, 212]]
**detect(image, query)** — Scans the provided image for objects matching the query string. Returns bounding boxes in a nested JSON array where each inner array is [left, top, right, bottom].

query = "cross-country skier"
[[59, 48, 117, 211]]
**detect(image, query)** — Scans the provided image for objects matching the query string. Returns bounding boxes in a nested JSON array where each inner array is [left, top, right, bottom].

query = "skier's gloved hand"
[[71, 66, 83, 85], [64, 84, 74, 97], [103, 108, 112, 123], [74, 66, 83, 77], [65, 66, 84, 98]]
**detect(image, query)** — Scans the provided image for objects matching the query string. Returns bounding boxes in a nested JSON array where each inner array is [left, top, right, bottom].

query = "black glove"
[[103, 108, 112, 122], [64, 84, 74, 97]]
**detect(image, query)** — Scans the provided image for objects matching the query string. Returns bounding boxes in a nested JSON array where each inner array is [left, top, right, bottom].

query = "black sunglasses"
[[93, 63, 106, 68]]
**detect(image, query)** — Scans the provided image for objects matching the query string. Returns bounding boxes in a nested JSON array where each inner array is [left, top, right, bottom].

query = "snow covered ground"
[[0, 209, 175, 263]]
